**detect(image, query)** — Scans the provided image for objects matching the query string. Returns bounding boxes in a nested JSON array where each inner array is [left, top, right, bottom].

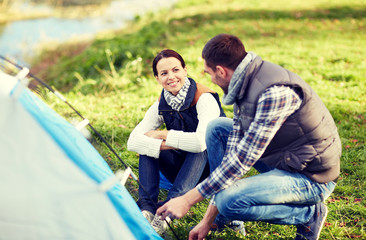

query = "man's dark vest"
[[234, 56, 341, 183], [158, 78, 225, 132]]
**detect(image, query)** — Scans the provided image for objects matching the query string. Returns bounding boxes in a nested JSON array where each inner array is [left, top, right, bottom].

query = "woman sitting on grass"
[[127, 49, 225, 234]]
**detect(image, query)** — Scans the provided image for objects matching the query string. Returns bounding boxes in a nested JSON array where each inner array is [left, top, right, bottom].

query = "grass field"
[[25, 0, 366, 239]]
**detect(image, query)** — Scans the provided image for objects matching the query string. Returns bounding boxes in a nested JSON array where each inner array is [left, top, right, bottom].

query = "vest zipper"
[[177, 111, 184, 120]]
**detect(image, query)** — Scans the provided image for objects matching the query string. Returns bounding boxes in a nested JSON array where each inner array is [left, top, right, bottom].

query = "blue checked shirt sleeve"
[[197, 85, 302, 199]]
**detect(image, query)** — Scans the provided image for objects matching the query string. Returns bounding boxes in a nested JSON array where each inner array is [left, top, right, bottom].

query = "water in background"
[[0, 0, 177, 66]]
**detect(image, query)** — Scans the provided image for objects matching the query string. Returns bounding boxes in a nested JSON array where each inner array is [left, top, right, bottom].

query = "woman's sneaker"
[[141, 210, 154, 223], [295, 202, 328, 240], [150, 214, 171, 235]]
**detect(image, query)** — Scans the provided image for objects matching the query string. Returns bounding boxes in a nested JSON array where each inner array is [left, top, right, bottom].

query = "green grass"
[[28, 0, 366, 239]]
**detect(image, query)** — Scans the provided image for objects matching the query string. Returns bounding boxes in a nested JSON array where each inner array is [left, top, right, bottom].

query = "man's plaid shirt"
[[197, 85, 302, 202]]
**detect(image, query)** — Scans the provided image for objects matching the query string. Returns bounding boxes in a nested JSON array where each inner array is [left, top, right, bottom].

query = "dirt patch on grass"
[[31, 41, 91, 77], [28, 41, 91, 91]]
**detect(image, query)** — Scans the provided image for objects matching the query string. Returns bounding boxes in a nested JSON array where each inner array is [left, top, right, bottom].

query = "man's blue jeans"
[[138, 149, 208, 214], [206, 117, 336, 225]]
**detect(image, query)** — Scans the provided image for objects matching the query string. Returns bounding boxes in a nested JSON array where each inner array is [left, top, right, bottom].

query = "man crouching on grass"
[[157, 33, 341, 240]]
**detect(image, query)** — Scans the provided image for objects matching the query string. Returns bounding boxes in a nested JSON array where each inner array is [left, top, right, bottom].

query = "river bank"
[[0, 1, 109, 24], [0, 0, 177, 67]]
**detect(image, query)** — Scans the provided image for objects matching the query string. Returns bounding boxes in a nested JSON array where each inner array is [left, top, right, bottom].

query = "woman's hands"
[[144, 129, 168, 140], [145, 130, 175, 150]]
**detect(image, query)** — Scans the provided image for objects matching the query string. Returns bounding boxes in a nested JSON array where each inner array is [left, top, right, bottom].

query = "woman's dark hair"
[[152, 49, 186, 76], [202, 34, 247, 71]]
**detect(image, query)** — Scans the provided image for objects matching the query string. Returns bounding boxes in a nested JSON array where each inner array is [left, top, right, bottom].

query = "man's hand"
[[157, 195, 191, 220], [189, 204, 219, 240], [157, 188, 204, 220], [188, 221, 211, 240]]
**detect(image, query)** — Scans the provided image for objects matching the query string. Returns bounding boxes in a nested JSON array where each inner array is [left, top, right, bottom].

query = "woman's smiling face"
[[155, 57, 187, 96]]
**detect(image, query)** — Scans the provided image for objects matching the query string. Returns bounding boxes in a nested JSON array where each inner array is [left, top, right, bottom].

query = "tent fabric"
[[0, 72, 162, 240], [159, 172, 173, 190]]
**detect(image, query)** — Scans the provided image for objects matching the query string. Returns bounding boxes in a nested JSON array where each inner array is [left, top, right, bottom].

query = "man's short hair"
[[202, 34, 247, 71]]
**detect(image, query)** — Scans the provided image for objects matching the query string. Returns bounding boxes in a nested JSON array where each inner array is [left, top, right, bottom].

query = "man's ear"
[[215, 65, 227, 78], [216, 65, 234, 81]]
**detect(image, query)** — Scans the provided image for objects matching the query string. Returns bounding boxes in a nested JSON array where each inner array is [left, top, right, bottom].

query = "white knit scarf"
[[163, 77, 190, 111]]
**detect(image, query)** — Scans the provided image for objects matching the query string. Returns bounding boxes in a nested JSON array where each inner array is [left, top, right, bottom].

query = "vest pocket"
[[282, 145, 316, 172]]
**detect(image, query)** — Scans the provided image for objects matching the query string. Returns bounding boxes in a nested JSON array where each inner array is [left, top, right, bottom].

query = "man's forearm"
[[185, 187, 205, 206], [201, 204, 219, 226], [188, 203, 219, 240]]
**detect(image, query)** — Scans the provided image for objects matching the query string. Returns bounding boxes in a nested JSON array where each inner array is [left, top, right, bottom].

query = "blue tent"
[[0, 70, 163, 239]]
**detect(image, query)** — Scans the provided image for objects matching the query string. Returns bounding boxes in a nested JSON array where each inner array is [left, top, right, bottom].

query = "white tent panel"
[[0, 87, 136, 239]]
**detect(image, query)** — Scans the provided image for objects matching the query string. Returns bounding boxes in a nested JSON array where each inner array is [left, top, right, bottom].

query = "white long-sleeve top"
[[127, 93, 221, 158]]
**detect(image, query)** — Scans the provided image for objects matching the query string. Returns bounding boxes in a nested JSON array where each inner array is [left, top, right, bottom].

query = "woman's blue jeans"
[[138, 149, 209, 214], [206, 117, 336, 225]]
